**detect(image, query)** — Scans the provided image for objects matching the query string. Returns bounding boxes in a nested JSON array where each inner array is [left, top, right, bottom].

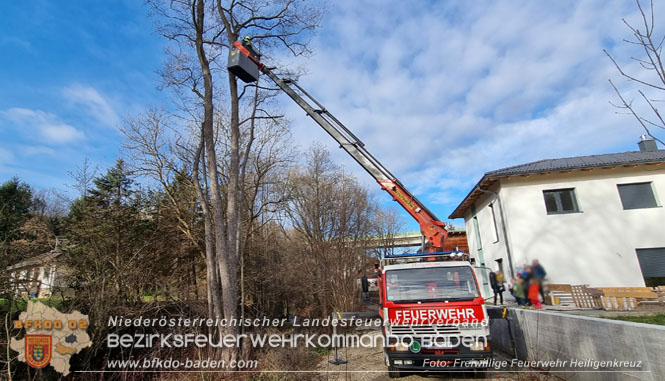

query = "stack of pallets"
[[545, 284, 665, 311], [546, 284, 576, 308], [570, 285, 603, 309], [597, 287, 660, 311], [655, 286, 665, 298]]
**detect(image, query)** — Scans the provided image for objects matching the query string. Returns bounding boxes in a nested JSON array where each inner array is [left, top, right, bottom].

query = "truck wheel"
[[388, 366, 402, 378]]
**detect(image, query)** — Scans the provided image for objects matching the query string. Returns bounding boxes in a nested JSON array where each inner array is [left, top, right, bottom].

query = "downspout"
[[478, 187, 515, 278]]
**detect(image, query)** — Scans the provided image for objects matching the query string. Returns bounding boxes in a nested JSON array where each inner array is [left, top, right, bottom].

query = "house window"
[[635, 248, 665, 287], [617, 182, 658, 210], [472, 216, 482, 250], [489, 203, 499, 243], [543, 188, 579, 214]]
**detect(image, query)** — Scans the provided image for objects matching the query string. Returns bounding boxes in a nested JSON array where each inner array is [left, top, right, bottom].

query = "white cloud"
[[20, 145, 57, 156], [0, 147, 14, 165], [62, 84, 120, 127], [275, 0, 654, 219], [1, 107, 84, 143]]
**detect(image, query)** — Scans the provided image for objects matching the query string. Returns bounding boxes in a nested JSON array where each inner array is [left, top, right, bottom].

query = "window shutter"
[[618, 183, 658, 209], [636, 248, 665, 278]]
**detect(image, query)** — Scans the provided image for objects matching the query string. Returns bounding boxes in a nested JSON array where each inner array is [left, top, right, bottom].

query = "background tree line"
[[0, 144, 400, 379], [0, 0, 409, 378]]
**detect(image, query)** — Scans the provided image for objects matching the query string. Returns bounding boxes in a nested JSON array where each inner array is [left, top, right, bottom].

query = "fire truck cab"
[[378, 252, 491, 378]]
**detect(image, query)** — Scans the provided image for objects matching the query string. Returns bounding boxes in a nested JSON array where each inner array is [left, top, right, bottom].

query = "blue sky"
[[0, 0, 660, 230], [0, 1, 166, 189]]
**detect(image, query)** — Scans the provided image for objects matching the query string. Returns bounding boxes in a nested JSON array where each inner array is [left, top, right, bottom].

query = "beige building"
[[450, 137, 665, 297]]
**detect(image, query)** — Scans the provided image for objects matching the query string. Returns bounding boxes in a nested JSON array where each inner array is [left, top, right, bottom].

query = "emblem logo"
[[25, 335, 52, 369]]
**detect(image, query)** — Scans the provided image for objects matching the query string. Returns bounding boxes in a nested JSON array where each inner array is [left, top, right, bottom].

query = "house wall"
[[37, 265, 57, 297], [464, 183, 511, 297], [465, 165, 665, 288], [14, 264, 58, 298]]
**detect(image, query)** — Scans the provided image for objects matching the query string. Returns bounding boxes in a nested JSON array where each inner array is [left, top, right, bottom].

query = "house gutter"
[[477, 186, 515, 278]]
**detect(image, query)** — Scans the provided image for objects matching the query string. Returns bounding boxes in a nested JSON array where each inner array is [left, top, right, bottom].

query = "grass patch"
[[1, 294, 169, 312], [0, 297, 67, 313], [255, 345, 321, 380], [313, 346, 328, 356], [606, 313, 665, 326], [142, 295, 168, 302]]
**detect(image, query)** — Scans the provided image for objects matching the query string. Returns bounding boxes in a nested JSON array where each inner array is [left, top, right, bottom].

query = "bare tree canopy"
[[605, 0, 665, 145]]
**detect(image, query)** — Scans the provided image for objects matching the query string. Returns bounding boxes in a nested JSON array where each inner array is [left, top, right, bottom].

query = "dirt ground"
[[314, 330, 559, 381]]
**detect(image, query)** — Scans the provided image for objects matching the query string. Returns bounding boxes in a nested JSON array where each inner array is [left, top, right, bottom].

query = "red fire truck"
[[228, 39, 491, 377], [379, 252, 491, 377]]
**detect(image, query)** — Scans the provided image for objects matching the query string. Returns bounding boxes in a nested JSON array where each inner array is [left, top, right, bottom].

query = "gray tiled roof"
[[487, 150, 665, 177], [449, 149, 665, 219], [6, 250, 62, 271]]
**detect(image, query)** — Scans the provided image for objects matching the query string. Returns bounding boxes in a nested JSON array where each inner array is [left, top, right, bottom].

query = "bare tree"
[[122, 102, 295, 322], [148, 1, 321, 362], [284, 145, 378, 313], [212, 2, 320, 350], [122, 108, 223, 318], [369, 206, 404, 259], [67, 157, 98, 197], [605, 0, 665, 145]]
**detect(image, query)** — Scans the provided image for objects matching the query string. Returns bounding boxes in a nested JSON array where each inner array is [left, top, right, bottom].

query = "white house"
[[7, 249, 68, 298], [449, 137, 665, 297]]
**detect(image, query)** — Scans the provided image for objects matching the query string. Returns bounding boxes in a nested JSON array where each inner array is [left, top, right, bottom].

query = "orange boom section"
[[378, 179, 447, 251], [228, 39, 450, 253]]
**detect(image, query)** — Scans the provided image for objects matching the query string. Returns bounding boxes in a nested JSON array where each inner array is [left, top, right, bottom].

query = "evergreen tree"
[[66, 160, 155, 304], [0, 177, 34, 242]]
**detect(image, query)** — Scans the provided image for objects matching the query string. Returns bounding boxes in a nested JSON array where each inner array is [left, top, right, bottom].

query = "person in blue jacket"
[[532, 259, 547, 303]]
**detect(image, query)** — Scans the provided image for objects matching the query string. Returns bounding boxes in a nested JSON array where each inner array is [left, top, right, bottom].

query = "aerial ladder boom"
[[229, 41, 448, 251]]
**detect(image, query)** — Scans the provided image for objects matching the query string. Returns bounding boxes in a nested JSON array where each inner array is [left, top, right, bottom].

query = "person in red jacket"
[[528, 282, 542, 309]]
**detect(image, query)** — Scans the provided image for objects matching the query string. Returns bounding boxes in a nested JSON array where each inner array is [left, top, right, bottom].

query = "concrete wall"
[[465, 166, 665, 288], [489, 308, 665, 381]]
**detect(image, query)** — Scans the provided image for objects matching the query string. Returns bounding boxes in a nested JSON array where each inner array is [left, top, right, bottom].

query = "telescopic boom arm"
[[230, 41, 447, 251]]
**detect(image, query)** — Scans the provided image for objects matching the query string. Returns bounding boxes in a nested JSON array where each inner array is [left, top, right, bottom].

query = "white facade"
[[16, 265, 58, 298], [7, 251, 66, 298], [460, 165, 665, 294]]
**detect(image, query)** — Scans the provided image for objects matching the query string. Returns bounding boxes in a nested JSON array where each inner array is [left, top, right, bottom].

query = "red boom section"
[[378, 179, 447, 252]]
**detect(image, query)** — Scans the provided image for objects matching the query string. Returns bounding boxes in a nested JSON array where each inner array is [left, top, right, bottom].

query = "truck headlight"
[[389, 341, 409, 352], [470, 341, 489, 351], [395, 342, 409, 352]]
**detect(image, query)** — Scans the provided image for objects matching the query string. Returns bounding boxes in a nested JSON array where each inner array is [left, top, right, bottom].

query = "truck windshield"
[[385, 266, 479, 303]]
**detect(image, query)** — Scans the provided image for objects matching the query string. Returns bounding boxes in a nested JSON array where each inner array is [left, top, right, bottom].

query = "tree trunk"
[[193, 1, 238, 363], [222, 68, 241, 326], [195, 140, 222, 319]]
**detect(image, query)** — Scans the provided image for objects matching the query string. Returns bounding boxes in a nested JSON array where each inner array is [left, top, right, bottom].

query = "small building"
[[7, 248, 68, 298], [449, 137, 665, 296], [444, 229, 469, 253]]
